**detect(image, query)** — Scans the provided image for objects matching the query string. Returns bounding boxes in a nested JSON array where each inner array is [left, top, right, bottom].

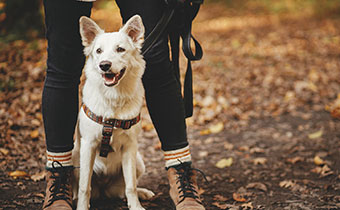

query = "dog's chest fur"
[[78, 59, 144, 176]]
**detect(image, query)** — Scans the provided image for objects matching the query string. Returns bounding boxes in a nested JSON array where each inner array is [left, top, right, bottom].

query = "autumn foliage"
[[1, 1, 340, 209]]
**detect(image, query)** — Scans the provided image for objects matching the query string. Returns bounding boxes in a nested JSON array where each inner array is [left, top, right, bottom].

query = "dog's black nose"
[[99, 61, 112, 71]]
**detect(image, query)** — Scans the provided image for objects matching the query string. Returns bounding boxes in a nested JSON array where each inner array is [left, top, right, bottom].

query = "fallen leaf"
[[30, 129, 39, 139], [209, 122, 224, 134], [314, 155, 325, 166], [199, 129, 211, 135], [325, 94, 340, 119], [307, 82, 318, 92], [200, 122, 224, 135], [34, 193, 44, 198], [201, 95, 215, 107], [253, 157, 267, 165], [287, 156, 303, 164], [212, 202, 229, 209], [249, 147, 265, 154], [198, 151, 208, 158], [224, 142, 234, 150], [239, 146, 249, 151], [215, 157, 233, 168], [311, 165, 333, 177], [31, 171, 47, 182], [36, 112, 43, 121], [9, 170, 28, 178], [0, 148, 9, 155], [279, 180, 295, 188], [308, 130, 323, 139], [213, 194, 228, 202], [329, 107, 340, 119], [308, 69, 319, 82], [284, 91, 295, 102], [246, 182, 267, 192], [311, 166, 322, 174], [232, 192, 246, 202]]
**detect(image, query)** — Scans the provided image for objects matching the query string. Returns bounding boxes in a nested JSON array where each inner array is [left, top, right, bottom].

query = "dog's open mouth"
[[102, 68, 126, 87]]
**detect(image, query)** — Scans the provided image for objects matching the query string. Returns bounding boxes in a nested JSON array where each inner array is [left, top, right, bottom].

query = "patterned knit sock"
[[164, 145, 192, 169], [46, 150, 73, 169]]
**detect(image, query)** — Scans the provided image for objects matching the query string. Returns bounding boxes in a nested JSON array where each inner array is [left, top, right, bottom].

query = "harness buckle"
[[102, 125, 113, 136]]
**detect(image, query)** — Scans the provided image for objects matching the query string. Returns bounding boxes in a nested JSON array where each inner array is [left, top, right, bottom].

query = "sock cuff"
[[164, 145, 192, 168], [46, 150, 73, 168]]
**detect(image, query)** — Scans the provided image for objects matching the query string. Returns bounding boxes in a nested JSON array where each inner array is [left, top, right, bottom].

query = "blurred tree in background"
[[0, 0, 44, 41]]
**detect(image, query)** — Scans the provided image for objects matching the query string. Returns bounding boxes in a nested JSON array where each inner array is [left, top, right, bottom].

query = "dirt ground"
[[1, 2, 340, 210]]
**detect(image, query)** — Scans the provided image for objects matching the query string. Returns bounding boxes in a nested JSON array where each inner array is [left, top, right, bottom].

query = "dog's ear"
[[120, 15, 144, 46], [79, 16, 104, 47]]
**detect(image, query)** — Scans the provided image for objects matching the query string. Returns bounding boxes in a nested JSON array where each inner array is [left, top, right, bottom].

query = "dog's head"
[[79, 15, 145, 87]]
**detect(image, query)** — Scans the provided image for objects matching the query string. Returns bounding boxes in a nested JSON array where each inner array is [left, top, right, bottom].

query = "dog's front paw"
[[137, 188, 155, 200]]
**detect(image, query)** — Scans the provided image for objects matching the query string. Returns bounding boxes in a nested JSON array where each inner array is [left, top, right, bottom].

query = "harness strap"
[[82, 104, 141, 157]]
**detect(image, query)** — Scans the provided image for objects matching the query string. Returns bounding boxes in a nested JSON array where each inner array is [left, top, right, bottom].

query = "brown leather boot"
[[42, 161, 73, 210], [167, 162, 206, 210]]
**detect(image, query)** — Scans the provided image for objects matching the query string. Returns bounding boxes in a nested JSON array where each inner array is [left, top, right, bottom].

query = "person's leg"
[[116, 0, 189, 163], [42, 0, 92, 209], [116, 1, 205, 209]]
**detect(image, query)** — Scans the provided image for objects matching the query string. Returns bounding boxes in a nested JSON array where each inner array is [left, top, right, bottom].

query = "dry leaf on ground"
[[249, 147, 265, 154], [212, 202, 229, 209], [232, 192, 247, 202], [9, 170, 28, 178], [215, 157, 233, 168], [253, 157, 267, 165], [213, 194, 228, 202], [314, 155, 325, 165], [311, 165, 333, 177], [30, 171, 47, 182], [0, 148, 9, 155], [30, 129, 39, 139], [325, 93, 340, 119], [286, 156, 303, 164], [200, 122, 224, 135], [246, 182, 267, 192], [279, 180, 295, 188], [308, 130, 323, 139], [224, 142, 234, 150]]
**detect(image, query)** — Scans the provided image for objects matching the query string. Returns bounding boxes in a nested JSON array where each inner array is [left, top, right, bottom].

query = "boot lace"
[[44, 161, 73, 208], [174, 162, 208, 204]]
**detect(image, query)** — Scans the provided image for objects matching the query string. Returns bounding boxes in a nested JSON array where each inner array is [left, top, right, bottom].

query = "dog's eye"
[[96, 48, 102, 54], [116, 47, 125, 53]]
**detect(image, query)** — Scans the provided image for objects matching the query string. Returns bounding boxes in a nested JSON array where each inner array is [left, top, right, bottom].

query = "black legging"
[[42, 0, 188, 153]]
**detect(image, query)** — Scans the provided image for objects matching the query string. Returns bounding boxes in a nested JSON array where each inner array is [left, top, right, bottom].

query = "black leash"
[[141, 0, 204, 118]]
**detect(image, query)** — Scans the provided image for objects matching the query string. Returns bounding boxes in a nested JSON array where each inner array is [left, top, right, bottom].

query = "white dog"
[[72, 15, 154, 210]]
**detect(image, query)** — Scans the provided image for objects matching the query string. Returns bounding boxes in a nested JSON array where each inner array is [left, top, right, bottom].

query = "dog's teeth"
[[102, 69, 125, 87]]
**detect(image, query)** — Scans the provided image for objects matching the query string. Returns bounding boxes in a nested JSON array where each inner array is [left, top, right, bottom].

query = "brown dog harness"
[[82, 104, 141, 157]]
